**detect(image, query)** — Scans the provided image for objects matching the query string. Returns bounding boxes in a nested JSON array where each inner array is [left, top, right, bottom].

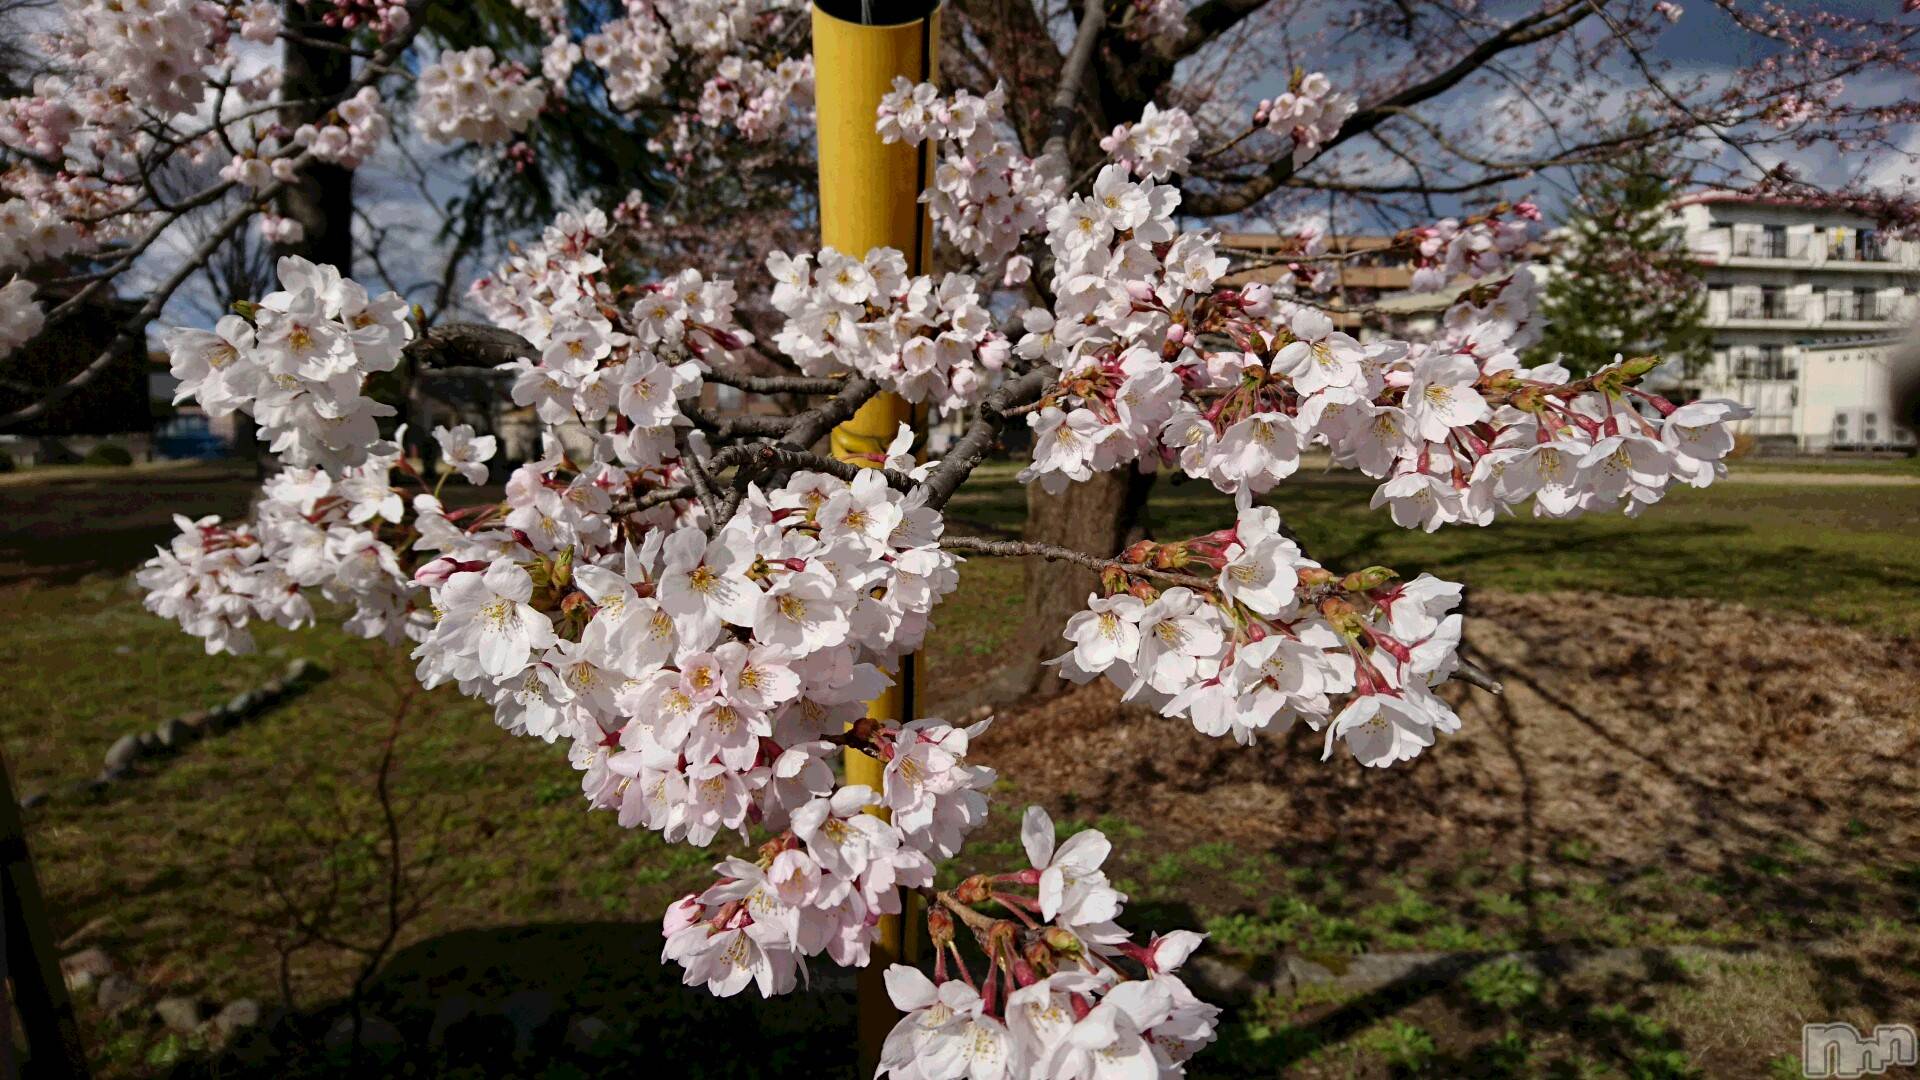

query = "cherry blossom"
[[415, 47, 547, 144], [0, 278, 45, 359], [1255, 71, 1356, 167]]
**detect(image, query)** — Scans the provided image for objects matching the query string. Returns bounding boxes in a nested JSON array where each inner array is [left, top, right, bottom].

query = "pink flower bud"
[[413, 556, 461, 587], [661, 895, 703, 936]]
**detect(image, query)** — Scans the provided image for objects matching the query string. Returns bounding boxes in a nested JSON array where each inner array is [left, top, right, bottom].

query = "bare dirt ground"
[[966, 590, 1920, 1076], [978, 590, 1919, 868]]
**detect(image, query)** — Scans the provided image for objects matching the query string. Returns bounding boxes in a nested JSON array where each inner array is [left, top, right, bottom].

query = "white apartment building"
[[1664, 193, 1920, 448]]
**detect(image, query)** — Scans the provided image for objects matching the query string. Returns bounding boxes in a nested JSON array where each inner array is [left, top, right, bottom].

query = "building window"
[[1732, 345, 1793, 380]]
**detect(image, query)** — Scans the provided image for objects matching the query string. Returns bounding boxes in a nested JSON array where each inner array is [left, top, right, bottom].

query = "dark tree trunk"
[[277, 10, 354, 272], [998, 469, 1155, 694], [994, 13, 1180, 699], [259, 6, 351, 478]]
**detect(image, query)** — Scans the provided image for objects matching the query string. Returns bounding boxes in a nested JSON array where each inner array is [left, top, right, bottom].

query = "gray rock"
[[226, 691, 256, 717], [285, 658, 314, 683], [176, 709, 212, 734], [1285, 956, 1338, 985], [61, 948, 112, 995], [156, 717, 197, 749], [427, 993, 475, 1047], [136, 730, 160, 754], [154, 996, 202, 1033], [564, 1014, 615, 1055], [20, 790, 48, 810], [324, 1014, 402, 1051], [94, 973, 141, 1013], [104, 733, 142, 771], [499, 989, 556, 1054], [1185, 955, 1261, 1000], [212, 999, 262, 1039], [255, 678, 287, 701], [113, 644, 132, 655], [61, 947, 113, 980], [99, 766, 130, 784]]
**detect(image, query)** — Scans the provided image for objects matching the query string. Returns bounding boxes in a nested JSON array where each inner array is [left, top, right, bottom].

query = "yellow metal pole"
[[810, 2, 937, 1072]]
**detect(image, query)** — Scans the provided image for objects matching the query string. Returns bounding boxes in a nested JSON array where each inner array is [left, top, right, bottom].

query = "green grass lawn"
[[2, 460, 1914, 1076], [942, 460, 1920, 636], [1725, 454, 1920, 477]]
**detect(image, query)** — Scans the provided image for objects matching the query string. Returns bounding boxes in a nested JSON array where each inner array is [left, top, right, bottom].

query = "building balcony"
[[1692, 228, 1917, 269], [1728, 297, 1805, 320], [1822, 295, 1911, 322], [1726, 233, 1812, 260], [1710, 294, 1915, 329], [1847, 236, 1895, 263]]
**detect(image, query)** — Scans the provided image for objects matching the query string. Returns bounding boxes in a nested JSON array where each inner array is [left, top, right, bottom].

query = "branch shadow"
[[172, 921, 860, 1078]]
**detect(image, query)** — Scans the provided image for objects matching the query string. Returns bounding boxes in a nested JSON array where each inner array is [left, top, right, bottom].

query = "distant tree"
[[1530, 142, 1712, 377]]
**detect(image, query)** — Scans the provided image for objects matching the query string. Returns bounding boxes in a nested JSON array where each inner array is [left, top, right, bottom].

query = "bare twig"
[[940, 535, 1216, 590]]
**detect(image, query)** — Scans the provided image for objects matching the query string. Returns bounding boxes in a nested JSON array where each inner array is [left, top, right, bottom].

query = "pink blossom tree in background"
[[0, 1, 1915, 1074]]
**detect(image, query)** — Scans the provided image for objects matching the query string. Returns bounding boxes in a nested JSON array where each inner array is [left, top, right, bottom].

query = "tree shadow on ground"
[[0, 464, 263, 588], [172, 921, 861, 1079]]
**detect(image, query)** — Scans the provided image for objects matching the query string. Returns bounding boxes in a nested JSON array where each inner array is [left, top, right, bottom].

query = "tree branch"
[[921, 367, 1054, 509], [703, 368, 848, 396], [1182, 0, 1599, 216], [939, 535, 1216, 590], [777, 377, 882, 451], [1175, 0, 1275, 58], [1040, 0, 1109, 165], [0, 192, 267, 432], [403, 322, 537, 369]]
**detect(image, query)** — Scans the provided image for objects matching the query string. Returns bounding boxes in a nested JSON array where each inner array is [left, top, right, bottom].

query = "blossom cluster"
[[1256, 72, 1355, 167], [1013, 164, 1222, 494], [0, 192, 92, 275], [696, 56, 815, 142], [294, 87, 392, 169], [137, 440, 441, 656], [317, 0, 412, 37], [1100, 103, 1200, 181], [879, 807, 1220, 1077], [164, 257, 410, 472], [1404, 203, 1542, 292], [767, 246, 1010, 411], [468, 206, 758, 484], [877, 80, 1060, 277], [662, 716, 991, 996], [415, 47, 547, 145], [0, 278, 44, 359], [1012, 171, 1749, 529], [58, 0, 221, 116], [402, 464, 989, 993], [1055, 504, 1469, 766], [573, 0, 812, 150], [1123, 0, 1192, 45]]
